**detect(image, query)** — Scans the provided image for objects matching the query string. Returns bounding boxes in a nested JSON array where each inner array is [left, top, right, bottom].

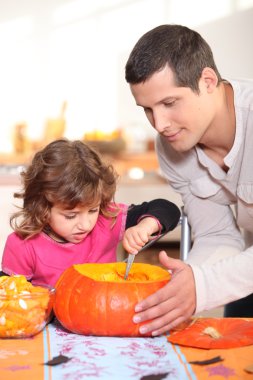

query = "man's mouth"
[[164, 130, 181, 141]]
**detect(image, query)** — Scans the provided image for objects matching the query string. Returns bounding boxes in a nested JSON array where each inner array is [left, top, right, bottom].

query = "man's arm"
[[129, 135, 246, 335]]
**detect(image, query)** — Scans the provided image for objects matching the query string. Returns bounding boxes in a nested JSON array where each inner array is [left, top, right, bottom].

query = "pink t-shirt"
[[2, 203, 128, 287]]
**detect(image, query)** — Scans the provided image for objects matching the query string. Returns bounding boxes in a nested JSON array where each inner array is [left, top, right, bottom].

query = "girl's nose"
[[77, 216, 90, 231]]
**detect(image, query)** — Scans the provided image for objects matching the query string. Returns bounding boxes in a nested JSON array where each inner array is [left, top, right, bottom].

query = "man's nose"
[[153, 111, 170, 133]]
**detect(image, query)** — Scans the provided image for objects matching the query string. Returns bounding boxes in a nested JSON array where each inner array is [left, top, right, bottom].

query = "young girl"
[[1, 139, 180, 286]]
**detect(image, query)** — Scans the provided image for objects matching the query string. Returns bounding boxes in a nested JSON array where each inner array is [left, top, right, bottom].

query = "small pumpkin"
[[54, 262, 170, 337], [168, 317, 253, 349]]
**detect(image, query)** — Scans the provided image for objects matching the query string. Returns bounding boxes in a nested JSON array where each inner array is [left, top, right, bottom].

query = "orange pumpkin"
[[168, 317, 253, 349], [54, 262, 170, 337]]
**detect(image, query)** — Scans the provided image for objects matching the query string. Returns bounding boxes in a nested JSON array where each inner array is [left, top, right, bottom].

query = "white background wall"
[[0, 0, 252, 152]]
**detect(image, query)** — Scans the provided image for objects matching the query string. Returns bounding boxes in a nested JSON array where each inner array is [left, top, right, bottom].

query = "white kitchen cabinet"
[[0, 183, 22, 260]]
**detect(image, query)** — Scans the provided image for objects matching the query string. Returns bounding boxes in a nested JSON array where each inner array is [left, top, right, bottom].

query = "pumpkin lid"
[[168, 317, 253, 349]]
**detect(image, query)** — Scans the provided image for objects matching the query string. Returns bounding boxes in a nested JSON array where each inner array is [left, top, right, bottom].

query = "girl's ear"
[[200, 67, 219, 93]]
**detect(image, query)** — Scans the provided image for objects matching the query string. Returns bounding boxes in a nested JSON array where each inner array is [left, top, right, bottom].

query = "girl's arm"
[[126, 199, 180, 233], [123, 199, 180, 254]]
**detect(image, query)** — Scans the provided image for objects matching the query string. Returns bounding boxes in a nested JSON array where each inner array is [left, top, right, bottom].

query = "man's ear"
[[200, 67, 219, 93]]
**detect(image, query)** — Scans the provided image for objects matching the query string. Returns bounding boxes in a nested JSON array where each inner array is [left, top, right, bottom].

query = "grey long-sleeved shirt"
[[156, 79, 253, 313]]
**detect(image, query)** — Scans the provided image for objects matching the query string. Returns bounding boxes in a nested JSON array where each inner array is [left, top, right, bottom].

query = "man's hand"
[[133, 250, 196, 336]]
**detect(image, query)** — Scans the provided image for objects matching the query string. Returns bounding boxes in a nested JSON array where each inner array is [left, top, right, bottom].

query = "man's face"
[[130, 65, 216, 152]]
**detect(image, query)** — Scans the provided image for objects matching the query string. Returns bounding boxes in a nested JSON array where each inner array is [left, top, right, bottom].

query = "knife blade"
[[123, 230, 168, 280], [124, 253, 135, 280]]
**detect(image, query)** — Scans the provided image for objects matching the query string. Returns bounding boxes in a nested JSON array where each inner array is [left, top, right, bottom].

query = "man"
[[125, 24, 253, 336]]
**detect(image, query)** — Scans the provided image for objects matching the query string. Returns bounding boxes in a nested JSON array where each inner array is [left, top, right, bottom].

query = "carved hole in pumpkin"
[[74, 263, 169, 283]]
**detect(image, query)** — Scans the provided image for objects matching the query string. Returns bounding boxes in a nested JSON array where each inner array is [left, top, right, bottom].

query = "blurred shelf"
[[0, 152, 32, 165], [0, 150, 160, 184], [109, 151, 159, 175]]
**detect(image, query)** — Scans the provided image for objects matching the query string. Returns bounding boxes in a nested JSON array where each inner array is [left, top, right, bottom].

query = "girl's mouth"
[[73, 232, 88, 240]]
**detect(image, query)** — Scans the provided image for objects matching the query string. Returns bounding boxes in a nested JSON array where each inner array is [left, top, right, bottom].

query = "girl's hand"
[[122, 217, 160, 254]]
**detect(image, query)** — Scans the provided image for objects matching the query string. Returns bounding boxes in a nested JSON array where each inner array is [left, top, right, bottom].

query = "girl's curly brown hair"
[[11, 139, 119, 239]]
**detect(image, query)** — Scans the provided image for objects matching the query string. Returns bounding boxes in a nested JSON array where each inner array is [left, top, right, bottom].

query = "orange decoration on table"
[[0, 275, 55, 338], [54, 262, 170, 337], [168, 317, 253, 349]]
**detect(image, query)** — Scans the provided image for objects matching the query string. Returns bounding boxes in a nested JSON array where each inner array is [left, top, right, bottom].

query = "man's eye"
[[164, 101, 175, 107]]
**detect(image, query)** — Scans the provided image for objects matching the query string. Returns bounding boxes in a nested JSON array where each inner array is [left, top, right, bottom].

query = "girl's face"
[[48, 203, 100, 243]]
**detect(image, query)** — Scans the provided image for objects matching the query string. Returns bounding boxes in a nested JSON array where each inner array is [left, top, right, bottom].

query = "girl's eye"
[[89, 208, 99, 214], [64, 214, 76, 220]]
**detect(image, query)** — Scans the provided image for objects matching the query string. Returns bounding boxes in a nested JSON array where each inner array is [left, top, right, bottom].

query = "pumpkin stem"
[[203, 326, 222, 339]]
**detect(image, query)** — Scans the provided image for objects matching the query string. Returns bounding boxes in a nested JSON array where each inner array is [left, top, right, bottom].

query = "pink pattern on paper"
[[206, 364, 236, 378], [47, 320, 192, 379], [4, 365, 31, 372]]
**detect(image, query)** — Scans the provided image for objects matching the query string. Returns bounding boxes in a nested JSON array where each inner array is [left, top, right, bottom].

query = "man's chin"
[[169, 141, 191, 153]]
